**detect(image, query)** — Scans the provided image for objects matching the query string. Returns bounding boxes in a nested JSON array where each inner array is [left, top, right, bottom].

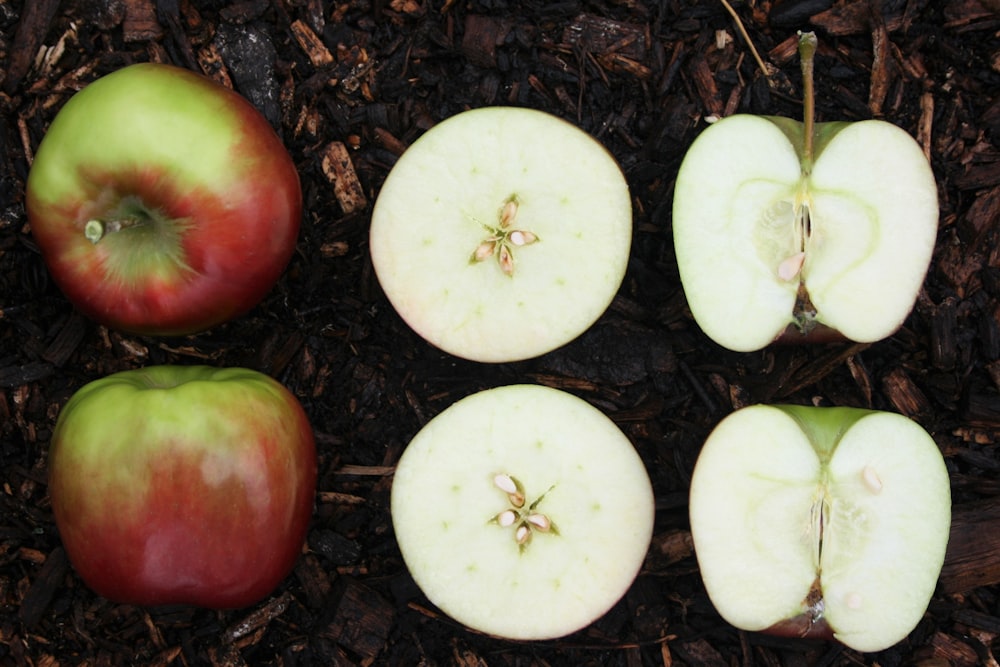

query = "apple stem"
[[799, 31, 819, 173], [84, 215, 148, 245], [84, 219, 116, 244]]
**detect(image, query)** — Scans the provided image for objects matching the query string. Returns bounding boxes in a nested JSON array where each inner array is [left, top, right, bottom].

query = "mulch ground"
[[2, 0, 1000, 665]]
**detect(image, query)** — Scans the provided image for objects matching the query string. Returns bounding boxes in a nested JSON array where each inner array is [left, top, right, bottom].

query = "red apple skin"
[[48, 366, 317, 609], [26, 63, 302, 336]]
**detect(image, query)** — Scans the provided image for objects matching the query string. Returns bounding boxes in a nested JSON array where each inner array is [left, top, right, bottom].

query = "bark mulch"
[[2, 0, 1000, 665]]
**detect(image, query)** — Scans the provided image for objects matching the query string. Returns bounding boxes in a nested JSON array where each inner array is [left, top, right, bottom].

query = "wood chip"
[[320, 579, 394, 663], [321, 141, 368, 215], [123, 0, 163, 43], [881, 367, 932, 419], [291, 19, 335, 68]]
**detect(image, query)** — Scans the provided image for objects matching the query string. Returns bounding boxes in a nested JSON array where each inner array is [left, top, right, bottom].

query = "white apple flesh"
[[391, 384, 654, 640], [369, 107, 632, 363], [688, 404, 951, 653]]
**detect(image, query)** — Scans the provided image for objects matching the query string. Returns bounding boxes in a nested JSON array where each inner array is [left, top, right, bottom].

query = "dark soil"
[[3, 0, 1000, 665]]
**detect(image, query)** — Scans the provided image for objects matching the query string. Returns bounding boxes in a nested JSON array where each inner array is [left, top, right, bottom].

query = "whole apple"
[[48, 365, 317, 609], [26, 63, 302, 336]]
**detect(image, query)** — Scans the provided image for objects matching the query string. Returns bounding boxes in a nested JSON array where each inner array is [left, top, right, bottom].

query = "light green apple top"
[[27, 63, 252, 210]]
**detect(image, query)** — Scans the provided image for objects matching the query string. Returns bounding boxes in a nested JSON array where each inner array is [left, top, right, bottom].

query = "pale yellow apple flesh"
[[391, 384, 655, 640], [370, 107, 632, 363], [688, 404, 951, 653], [672, 115, 938, 352]]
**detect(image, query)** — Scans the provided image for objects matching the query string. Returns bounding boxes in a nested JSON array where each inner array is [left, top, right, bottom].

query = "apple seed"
[[861, 466, 883, 494], [493, 473, 519, 495], [526, 513, 551, 531], [494, 509, 518, 527], [778, 252, 806, 282]]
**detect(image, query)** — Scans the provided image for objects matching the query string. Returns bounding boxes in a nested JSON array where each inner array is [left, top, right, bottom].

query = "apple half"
[[369, 107, 632, 363], [688, 404, 951, 653], [672, 35, 938, 352], [391, 384, 654, 640]]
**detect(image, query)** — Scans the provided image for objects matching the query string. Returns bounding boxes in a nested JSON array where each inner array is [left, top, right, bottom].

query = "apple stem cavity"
[[490, 473, 558, 553], [469, 194, 539, 277]]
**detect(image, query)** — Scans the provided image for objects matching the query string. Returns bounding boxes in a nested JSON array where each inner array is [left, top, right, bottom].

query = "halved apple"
[[391, 384, 654, 640], [369, 107, 632, 363], [688, 404, 951, 653], [672, 33, 938, 352]]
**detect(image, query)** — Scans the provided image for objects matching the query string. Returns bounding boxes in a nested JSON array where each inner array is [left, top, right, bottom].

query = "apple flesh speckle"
[[370, 107, 632, 363], [391, 384, 654, 640], [688, 404, 951, 653]]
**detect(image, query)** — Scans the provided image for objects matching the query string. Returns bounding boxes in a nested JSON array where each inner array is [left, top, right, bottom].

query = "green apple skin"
[[391, 384, 654, 640], [689, 404, 951, 653], [26, 63, 302, 336], [48, 366, 317, 609], [672, 114, 938, 352]]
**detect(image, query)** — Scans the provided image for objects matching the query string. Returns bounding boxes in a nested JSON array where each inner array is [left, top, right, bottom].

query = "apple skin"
[[26, 63, 302, 336], [47, 366, 317, 609]]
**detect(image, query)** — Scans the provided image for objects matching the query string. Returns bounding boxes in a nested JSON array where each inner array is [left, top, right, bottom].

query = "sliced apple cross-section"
[[672, 115, 938, 352], [688, 404, 951, 653], [391, 384, 655, 640], [369, 107, 632, 363]]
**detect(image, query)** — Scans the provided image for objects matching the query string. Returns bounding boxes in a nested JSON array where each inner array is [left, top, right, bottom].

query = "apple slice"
[[688, 404, 951, 653], [672, 33, 938, 352], [391, 384, 654, 640], [369, 107, 632, 363]]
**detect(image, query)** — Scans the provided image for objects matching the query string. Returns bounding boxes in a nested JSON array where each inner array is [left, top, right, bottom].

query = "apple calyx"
[[469, 194, 539, 276], [489, 473, 559, 553]]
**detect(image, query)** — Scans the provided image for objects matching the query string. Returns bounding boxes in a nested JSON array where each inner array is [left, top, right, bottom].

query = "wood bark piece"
[[320, 578, 394, 663], [940, 497, 1000, 594], [561, 13, 648, 60], [321, 141, 368, 215], [881, 367, 932, 419], [461, 14, 514, 68], [123, 0, 163, 43], [17, 547, 69, 629], [291, 19, 334, 68], [3, 0, 61, 94]]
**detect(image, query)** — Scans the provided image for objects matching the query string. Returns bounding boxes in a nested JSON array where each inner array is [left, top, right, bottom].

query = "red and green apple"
[[26, 62, 302, 336], [391, 384, 654, 639], [672, 33, 938, 352], [48, 365, 317, 609], [369, 107, 632, 363], [688, 404, 951, 652]]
